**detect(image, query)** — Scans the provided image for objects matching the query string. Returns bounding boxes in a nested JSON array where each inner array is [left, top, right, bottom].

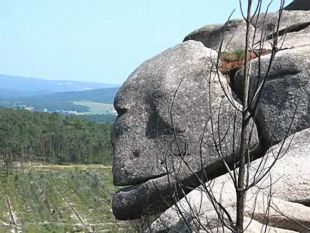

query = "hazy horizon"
[[0, 72, 119, 85], [1, 0, 284, 85]]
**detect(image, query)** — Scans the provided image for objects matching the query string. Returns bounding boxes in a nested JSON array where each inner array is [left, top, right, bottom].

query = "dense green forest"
[[0, 108, 113, 165]]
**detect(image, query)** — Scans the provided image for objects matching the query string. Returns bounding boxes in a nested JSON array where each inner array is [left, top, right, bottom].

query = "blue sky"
[[0, 0, 283, 84]]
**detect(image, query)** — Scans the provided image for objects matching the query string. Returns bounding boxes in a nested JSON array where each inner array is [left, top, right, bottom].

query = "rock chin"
[[112, 143, 265, 220]]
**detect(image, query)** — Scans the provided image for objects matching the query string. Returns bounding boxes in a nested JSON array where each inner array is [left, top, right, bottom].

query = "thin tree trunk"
[[236, 1, 252, 232]]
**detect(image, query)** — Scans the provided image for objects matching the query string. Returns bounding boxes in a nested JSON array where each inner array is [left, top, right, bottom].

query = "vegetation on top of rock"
[[219, 49, 271, 73], [220, 49, 245, 62]]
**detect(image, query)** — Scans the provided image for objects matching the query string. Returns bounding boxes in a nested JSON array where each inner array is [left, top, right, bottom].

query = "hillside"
[[0, 74, 119, 98], [0, 87, 119, 114], [21, 87, 119, 104]]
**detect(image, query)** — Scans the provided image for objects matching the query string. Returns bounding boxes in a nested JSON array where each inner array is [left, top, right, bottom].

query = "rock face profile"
[[111, 5, 310, 233], [112, 41, 259, 220]]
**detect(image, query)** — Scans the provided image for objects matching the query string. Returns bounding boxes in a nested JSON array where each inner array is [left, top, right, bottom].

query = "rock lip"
[[112, 40, 259, 220]]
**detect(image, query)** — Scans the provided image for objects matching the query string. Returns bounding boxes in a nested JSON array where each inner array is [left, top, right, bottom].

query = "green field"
[[0, 164, 129, 233], [73, 101, 115, 115]]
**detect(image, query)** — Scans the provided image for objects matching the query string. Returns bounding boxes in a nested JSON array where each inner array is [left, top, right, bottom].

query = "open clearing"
[[0, 164, 129, 233], [73, 101, 114, 115]]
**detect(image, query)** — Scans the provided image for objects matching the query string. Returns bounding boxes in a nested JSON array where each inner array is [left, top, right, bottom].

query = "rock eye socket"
[[132, 149, 140, 158], [115, 106, 127, 116]]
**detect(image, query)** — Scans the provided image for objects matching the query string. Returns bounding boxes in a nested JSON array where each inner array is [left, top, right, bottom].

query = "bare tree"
[[233, 0, 285, 231]]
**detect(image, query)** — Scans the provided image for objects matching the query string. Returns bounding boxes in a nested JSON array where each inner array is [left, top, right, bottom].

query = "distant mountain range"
[[20, 88, 119, 104], [0, 73, 119, 98], [0, 74, 120, 114]]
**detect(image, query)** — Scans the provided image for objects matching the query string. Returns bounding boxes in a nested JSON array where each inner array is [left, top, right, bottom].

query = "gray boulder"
[[234, 46, 310, 147], [183, 19, 254, 52], [255, 10, 310, 33], [285, 0, 310, 11], [148, 128, 310, 233], [184, 10, 310, 51], [254, 10, 310, 49], [112, 40, 259, 220]]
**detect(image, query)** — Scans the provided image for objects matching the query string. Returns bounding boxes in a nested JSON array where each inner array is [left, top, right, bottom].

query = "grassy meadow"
[[73, 101, 114, 115], [0, 164, 129, 233]]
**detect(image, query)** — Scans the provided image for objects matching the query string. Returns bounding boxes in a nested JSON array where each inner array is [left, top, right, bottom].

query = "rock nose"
[[112, 158, 128, 186]]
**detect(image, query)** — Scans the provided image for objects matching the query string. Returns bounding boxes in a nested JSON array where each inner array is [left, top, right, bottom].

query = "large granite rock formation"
[[148, 128, 310, 232], [112, 41, 259, 220], [234, 46, 310, 147], [111, 4, 310, 231]]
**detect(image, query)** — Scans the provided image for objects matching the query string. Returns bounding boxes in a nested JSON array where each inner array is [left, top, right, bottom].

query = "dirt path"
[[22, 221, 126, 231], [5, 195, 22, 233], [20, 163, 112, 170], [56, 188, 95, 232]]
